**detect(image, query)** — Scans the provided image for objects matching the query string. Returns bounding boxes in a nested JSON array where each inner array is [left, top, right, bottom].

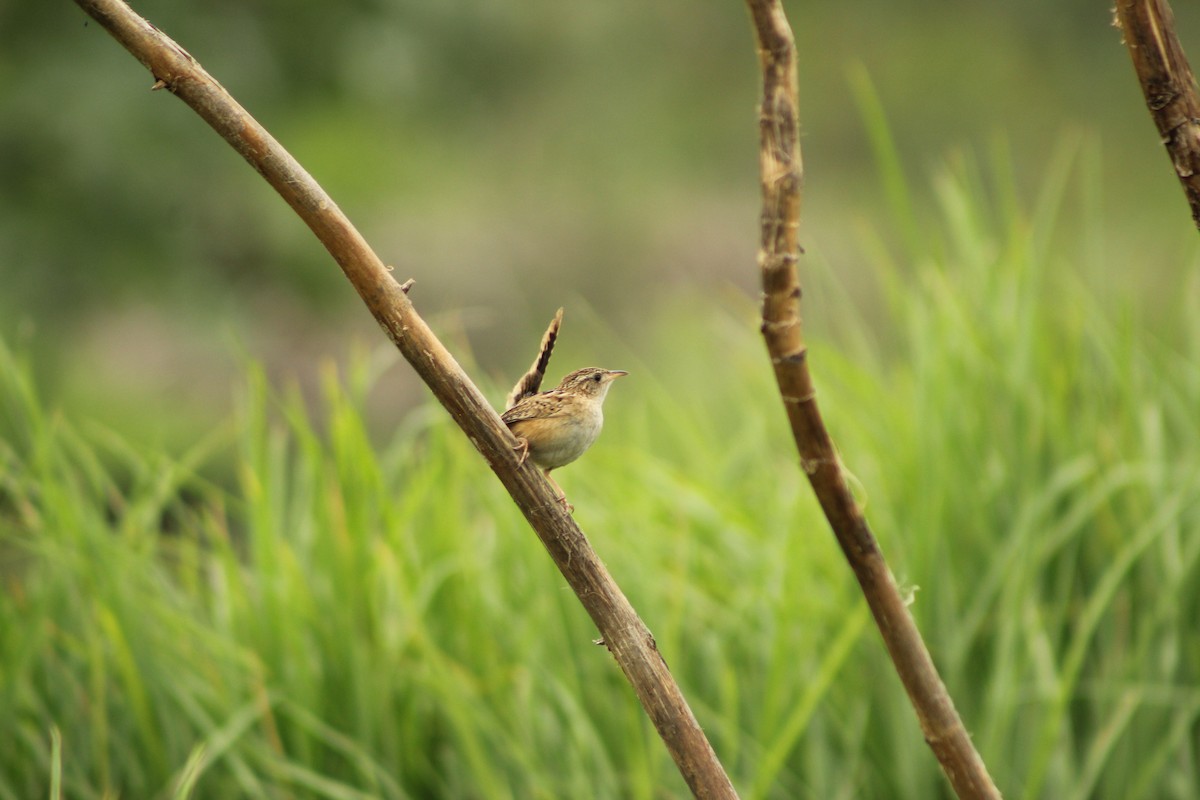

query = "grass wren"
[[502, 367, 628, 505]]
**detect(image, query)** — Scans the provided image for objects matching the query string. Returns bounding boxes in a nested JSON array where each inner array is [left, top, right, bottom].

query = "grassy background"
[[3, 144, 1199, 797], [4, 1, 1200, 797], [3, 0, 1200, 444]]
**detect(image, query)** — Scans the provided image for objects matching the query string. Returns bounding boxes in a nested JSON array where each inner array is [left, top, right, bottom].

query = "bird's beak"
[[607, 370, 629, 380]]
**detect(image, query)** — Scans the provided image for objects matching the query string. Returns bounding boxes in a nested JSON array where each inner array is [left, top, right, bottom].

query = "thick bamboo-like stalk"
[[1114, 0, 1200, 230], [742, 1, 1002, 798], [71, 1, 738, 796]]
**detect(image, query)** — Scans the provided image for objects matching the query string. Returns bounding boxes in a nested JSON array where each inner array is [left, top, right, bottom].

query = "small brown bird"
[[502, 367, 628, 508]]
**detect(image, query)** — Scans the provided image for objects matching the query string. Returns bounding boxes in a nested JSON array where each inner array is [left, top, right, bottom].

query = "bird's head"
[[556, 367, 629, 400]]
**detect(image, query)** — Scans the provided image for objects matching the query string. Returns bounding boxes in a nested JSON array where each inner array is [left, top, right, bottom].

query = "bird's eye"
[[593, 373, 601, 382]]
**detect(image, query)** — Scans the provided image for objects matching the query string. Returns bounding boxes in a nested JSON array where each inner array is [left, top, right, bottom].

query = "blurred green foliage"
[[2, 1, 1200, 442], [3, 6, 1200, 793], [2, 150, 1199, 797]]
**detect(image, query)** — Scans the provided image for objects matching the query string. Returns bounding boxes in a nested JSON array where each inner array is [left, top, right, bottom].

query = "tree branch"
[[1114, 0, 1200, 230], [742, 1, 1002, 798], [71, 1, 738, 796]]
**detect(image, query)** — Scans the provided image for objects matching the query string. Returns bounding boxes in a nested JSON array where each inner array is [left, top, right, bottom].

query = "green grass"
[[2, 150, 1199, 799]]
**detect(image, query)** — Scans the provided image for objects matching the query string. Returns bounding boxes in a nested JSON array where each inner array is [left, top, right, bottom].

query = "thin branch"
[[70, 1, 738, 797], [742, 1, 1002, 798], [1114, 0, 1200, 230]]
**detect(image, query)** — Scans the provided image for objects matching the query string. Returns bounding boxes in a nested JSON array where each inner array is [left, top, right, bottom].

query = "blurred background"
[[2, 0, 1199, 437], [6, 3, 1200, 798]]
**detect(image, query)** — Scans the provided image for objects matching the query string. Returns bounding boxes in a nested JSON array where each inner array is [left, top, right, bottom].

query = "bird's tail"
[[505, 307, 564, 410]]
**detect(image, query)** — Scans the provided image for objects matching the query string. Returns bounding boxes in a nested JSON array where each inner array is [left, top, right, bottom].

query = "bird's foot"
[[544, 472, 573, 513], [513, 437, 530, 466]]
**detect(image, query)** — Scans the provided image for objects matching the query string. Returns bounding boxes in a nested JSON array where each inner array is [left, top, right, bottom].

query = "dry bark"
[[1115, 0, 1200, 230], [743, 1, 1002, 797]]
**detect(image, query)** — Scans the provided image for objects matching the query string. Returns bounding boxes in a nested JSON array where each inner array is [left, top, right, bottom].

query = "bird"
[[502, 367, 628, 509]]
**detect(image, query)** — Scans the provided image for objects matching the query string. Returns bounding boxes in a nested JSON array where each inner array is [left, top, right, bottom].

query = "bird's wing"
[[501, 392, 572, 424]]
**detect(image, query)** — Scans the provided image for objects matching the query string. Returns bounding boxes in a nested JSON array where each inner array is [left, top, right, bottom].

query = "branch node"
[[758, 251, 799, 273], [760, 317, 799, 333], [799, 455, 832, 475], [779, 392, 815, 405], [399, 278, 415, 294], [772, 347, 808, 367]]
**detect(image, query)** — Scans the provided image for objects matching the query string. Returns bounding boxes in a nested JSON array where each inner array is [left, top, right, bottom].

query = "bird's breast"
[[513, 401, 603, 471]]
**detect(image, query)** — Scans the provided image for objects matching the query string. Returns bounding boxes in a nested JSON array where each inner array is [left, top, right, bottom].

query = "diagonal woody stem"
[[71, 1, 738, 796], [743, 1, 1002, 798], [1114, 0, 1200, 230]]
